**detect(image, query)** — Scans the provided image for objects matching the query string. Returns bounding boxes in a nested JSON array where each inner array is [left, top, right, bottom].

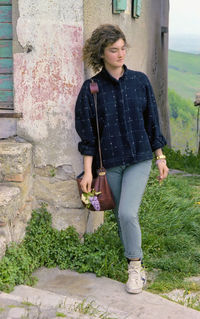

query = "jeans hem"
[[125, 253, 143, 260]]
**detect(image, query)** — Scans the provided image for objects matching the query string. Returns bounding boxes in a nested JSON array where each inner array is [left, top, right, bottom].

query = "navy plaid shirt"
[[75, 65, 167, 170]]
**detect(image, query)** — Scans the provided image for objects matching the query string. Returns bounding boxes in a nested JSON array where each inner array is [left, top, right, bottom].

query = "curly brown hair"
[[83, 24, 127, 73]]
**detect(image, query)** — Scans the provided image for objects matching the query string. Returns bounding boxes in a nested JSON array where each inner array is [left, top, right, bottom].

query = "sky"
[[169, 0, 200, 36]]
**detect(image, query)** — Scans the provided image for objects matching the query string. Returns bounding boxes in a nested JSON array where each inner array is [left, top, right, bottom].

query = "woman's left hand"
[[156, 160, 169, 182]]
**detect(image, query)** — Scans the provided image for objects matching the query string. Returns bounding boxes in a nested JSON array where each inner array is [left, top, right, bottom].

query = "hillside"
[[168, 89, 197, 152], [168, 50, 199, 152], [168, 50, 200, 100]]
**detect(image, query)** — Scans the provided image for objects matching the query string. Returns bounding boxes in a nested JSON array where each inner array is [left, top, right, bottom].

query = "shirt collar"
[[100, 64, 128, 83]]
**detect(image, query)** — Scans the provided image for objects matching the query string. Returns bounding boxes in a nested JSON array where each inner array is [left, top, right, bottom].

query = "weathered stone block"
[[34, 164, 75, 180], [10, 217, 27, 243], [0, 221, 12, 259], [0, 139, 32, 181], [47, 206, 88, 236], [0, 235, 7, 260], [33, 176, 82, 209], [17, 202, 33, 224], [9, 167, 33, 205], [86, 210, 104, 233], [0, 185, 21, 223], [5, 174, 24, 182]]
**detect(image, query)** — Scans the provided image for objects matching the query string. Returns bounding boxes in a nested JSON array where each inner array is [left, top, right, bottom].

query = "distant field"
[[168, 50, 200, 100], [168, 50, 199, 152]]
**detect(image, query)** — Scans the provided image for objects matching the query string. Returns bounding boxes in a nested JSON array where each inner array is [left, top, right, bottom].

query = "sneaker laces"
[[128, 266, 141, 284]]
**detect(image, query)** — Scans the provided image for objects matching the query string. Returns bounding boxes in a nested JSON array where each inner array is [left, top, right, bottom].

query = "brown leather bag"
[[76, 81, 115, 211]]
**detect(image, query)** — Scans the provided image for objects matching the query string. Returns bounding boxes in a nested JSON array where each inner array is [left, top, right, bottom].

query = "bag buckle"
[[99, 171, 106, 176]]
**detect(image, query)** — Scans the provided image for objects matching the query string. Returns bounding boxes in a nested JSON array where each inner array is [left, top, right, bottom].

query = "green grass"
[[168, 50, 200, 152], [0, 150, 199, 299], [168, 89, 198, 152], [168, 68, 200, 101], [140, 170, 200, 292], [168, 50, 200, 100], [163, 145, 200, 174], [71, 299, 117, 319], [169, 117, 197, 152], [162, 293, 200, 312], [56, 312, 66, 317], [169, 50, 200, 75]]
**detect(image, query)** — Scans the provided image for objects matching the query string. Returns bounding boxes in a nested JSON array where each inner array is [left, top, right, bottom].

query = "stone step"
[[1, 268, 200, 318], [0, 285, 109, 319], [0, 185, 21, 223], [0, 185, 21, 259], [0, 138, 33, 260], [0, 291, 84, 318], [0, 138, 32, 183], [33, 268, 200, 319], [0, 184, 32, 260]]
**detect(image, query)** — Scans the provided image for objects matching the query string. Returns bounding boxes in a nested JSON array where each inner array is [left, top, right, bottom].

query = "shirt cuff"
[[78, 142, 96, 156], [150, 135, 167, 152]]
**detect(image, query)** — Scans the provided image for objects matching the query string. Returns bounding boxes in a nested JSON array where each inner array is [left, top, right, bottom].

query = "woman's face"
[[102, 38, 126, 70]]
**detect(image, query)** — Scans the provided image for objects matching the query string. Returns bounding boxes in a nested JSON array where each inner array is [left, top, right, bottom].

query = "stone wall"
[[0, 138, 33, 259], [0, 138, 104, 259], [13, 0, 84, 173], [33, 165, 88, 235], [11, 0, 91, 233]]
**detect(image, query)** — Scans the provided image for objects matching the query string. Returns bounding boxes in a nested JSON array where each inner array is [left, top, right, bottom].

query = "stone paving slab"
[[1, 267, 200, 319], [0, 290, 105, 319], [169, 169, 200, 177], [31, 267, 200, 318]]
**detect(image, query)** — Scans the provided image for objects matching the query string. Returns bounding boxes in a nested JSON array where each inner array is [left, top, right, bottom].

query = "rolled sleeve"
[[75, 81, 97, 156], [144, 76, 167, 151]]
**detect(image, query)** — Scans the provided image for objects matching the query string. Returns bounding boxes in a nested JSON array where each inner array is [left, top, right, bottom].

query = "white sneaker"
[[141, 265, 147, 287], [125, 260, 146, 294]]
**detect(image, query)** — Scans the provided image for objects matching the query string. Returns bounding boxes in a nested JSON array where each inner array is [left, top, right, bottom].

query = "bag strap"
[[89, 80, 103, 170]]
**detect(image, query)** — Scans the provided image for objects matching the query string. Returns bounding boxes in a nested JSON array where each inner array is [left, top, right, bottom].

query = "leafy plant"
[[50, 168, 56, 177], [72, 299, 117, 319], [0, 153, 199, 297], [56, 312, 66, 317], [163, 145, 200, 174]]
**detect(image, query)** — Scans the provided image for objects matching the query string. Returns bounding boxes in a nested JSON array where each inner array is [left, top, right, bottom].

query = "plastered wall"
[[84, 0, 171, 143], [14, 0, 84, 173]]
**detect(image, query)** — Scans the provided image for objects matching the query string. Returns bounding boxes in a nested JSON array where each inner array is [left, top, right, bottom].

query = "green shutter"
[[0, 40, 12, 57], [132, 0, 142, 18], [0, 75, 13, 90], [0, 90, 12, 102], [0, 59, 13, 73], [113, 0, 127, 14], [0, 1, 12, 4], [0, 23, 12, 39], [0, 5, 11, 22], [0, 1, 13, 109]]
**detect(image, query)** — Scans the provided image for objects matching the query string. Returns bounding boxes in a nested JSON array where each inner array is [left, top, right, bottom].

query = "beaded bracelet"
[[156, 154, 166, 160]]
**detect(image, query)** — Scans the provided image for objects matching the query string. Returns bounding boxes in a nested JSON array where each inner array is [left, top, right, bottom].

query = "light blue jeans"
[[106, 160, 152, 260]]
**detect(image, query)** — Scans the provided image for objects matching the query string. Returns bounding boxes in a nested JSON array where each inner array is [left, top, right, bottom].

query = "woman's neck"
[[104, 65, 124, 80]]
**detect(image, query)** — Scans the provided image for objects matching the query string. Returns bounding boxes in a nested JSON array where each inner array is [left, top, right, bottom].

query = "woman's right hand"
[[80, 172, 93, 193]]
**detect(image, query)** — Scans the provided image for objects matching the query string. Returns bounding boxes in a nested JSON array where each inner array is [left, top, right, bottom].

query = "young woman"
[[75, 24, 169, 294]]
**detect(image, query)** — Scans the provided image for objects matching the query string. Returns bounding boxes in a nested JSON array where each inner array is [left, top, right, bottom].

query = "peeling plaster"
[[14, 0, 84, 172]]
